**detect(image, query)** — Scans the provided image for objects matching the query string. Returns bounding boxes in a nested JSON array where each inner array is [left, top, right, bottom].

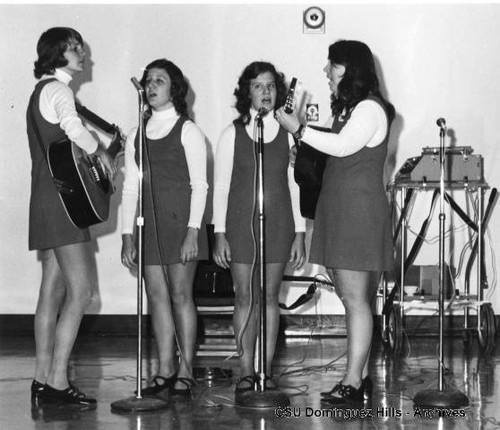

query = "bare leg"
[[231, 263, 258, 384], [231, 262, 287, 385], [167, 261, 198, 388], [328, 268, 376, 389], [264, 263, 287, 376], [46, 242, 95, 389], [34, 250, 66, 383], [144, 265, 176, 379]]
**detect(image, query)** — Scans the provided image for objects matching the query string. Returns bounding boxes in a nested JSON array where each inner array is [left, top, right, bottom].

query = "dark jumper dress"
[[309, 96, 394, 271], [225, 120, 295, 264], [27, 79, 90, 250], [135, 116, 208, 265]]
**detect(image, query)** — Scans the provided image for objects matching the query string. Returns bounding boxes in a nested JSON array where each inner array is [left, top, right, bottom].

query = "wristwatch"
[[293, 124, 306, 140]]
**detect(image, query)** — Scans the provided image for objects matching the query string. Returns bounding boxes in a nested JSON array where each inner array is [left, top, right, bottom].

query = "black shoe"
[[171, 377, 195, 397], [41, 384, 97, 407], [138, 374, 177, 397], [321, 376, 372, 400], [320, 382, 364, 405], [31, 380, 45, 403], [234, 375, 256, 394]]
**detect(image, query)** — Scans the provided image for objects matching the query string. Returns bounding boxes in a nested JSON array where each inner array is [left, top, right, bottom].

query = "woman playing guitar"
[[27, 27, 115, 408], [276, 40, 395, 406]]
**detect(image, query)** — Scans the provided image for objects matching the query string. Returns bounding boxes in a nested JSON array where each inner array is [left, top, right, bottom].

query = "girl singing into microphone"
[[212, 61, 306, 401], [121, 58, 208, 398]]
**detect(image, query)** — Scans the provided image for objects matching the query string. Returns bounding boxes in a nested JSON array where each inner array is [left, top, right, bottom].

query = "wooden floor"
[[0, 331, 499, 430]]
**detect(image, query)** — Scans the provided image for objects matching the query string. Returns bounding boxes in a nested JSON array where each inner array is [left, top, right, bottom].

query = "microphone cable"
[[224, 119, 261, 363], [142, 118, 188, 378]]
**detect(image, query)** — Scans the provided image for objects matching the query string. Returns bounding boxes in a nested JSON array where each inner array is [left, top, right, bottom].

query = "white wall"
[[1, 3, 499, 315]]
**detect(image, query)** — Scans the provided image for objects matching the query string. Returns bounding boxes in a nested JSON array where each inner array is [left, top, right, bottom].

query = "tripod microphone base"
[[111, 396, 169, 413], [413, 388, 469, 409], [235, 389, 290, 409]]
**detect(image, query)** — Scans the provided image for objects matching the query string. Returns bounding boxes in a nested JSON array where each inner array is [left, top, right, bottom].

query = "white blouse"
[[301, 99, 388, 157], [121, 107, 208, 235], [38, 69, 98, 154], [213, 108, 306, 234]]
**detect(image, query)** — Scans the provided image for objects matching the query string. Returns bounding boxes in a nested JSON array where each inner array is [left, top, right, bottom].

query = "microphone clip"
[[256, 107, 269, 120]]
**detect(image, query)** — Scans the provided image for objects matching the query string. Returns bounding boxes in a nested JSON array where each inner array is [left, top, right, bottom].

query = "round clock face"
[[303, 6, 325, 29]]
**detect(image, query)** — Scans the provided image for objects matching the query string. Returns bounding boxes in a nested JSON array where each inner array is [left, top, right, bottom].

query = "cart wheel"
[[387, 304, 404, 355], [478, 303, 496, 353]]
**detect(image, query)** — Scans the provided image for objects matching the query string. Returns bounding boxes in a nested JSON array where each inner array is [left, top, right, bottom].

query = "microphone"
[[256, 107, 269, 119], [284, 77, 298, 114], [436, 117, 446, 129], [131, 77, 144, 93]]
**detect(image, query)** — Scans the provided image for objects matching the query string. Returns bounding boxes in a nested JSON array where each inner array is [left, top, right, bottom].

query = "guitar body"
[[294, 142, 327, 219], [293, 125, 330, 219], [47, 139, 113, 228], [282, 79, 329, 219]]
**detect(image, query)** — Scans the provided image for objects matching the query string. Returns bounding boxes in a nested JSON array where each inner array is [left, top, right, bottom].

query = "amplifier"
[[395, 146, 484, 184]]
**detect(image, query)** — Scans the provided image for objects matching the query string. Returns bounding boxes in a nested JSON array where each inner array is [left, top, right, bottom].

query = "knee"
[[68, 286, 93, 309], [265, 290, 280, 306], [234, 287, 258, 308], [145, 285, 168, 303], [170, 286, 193, 307], [342, 295, 371, 314]]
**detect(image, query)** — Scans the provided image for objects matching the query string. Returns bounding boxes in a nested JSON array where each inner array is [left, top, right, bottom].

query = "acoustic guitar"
[[47, 103, 124, 228], [283, 78, 329, 219], [293, 125, 329, 220]]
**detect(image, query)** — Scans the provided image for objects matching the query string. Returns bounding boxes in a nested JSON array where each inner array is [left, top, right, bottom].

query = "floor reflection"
[[0, 334, 499, 429]]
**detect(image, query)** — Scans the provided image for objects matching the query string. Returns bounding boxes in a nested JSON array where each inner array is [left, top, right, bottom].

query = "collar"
[[249, 107, 276, 125], [52, 68, 73, 85], [151, 106, 179, 121]]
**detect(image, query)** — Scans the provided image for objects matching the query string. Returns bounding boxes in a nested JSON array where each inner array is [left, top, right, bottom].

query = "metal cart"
[[380, 176, 497, 355]]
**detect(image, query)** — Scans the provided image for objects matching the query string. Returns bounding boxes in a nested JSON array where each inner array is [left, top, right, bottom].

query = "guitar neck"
[[76, 103, 116, 135], [284, 77, 297, 114], [76, 102, 122, 158]]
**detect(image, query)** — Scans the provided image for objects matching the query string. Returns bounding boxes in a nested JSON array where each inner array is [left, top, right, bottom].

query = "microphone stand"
[[236, 112, 290, 409], [111, 79, 168, 412], [413, 121, 469, 409]]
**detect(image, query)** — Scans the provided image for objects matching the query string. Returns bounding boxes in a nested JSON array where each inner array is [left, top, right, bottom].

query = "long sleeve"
[[212, 125, 236, 233], [181, 121, 208, 229], [39, 70, 98, 154], [301, 99, 388, 157], [120, 109, 208, 235]]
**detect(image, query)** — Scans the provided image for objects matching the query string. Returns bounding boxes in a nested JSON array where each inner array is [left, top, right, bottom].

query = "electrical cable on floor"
[[275, 273, 343, 391], [197, 384, 235, 408]]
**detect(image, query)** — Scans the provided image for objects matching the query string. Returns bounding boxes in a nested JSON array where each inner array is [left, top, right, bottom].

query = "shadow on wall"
[[375, 54, 403, 185]]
